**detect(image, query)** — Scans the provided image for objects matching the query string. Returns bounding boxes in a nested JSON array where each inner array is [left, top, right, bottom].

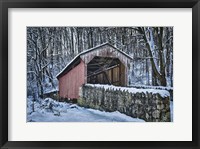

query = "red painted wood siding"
[[59, 60, 85, 99]]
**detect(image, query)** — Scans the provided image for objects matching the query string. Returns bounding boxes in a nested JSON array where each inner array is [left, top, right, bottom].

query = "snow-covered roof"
[[56, 43, 133, 78]]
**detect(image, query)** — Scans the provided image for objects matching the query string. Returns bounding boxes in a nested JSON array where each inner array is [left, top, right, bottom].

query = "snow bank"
[[87, 109, 144, 122], [27, 97, 144, 122]]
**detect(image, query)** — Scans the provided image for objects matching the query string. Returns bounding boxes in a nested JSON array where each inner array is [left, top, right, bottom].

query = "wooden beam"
[[103, 71, 111, 85]]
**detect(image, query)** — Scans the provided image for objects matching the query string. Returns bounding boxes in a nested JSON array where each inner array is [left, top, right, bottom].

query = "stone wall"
[[78, 84, 171, 122], [130, 85, 173, 101]]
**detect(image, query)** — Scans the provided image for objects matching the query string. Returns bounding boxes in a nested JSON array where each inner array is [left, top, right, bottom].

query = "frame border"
[[0, 0, 199, 148]]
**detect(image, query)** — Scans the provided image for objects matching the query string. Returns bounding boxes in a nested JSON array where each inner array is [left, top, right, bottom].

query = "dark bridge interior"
[[87, 56, 125, 86]]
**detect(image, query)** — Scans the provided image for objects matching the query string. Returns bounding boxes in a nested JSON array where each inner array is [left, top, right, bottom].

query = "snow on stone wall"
[[129, 85, 173, 101], [78, 84, 171, 122]]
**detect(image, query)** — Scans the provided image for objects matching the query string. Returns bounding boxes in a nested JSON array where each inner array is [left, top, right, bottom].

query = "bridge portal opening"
[[87, 56, 125, 86]]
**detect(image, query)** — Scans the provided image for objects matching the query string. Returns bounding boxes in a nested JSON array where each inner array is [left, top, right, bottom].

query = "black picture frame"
[[0, 0, 199, 148]]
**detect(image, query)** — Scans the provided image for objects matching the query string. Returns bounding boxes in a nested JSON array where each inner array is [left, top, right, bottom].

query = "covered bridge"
[[56, 43, 133, 99]]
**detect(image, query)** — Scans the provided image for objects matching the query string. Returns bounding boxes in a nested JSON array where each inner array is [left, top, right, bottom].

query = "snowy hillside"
[[27, 97, 145, 122]]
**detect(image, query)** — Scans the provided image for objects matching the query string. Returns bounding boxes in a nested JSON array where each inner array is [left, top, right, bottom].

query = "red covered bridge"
[[56, 43, 133, 99]]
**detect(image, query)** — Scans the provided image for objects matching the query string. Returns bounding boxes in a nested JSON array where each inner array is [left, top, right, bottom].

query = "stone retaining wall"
[[130, 85, 173, 101], [78, 84, 171, 122]]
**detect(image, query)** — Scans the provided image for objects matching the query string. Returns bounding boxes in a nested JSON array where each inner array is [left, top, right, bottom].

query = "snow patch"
[[43, 88, 58, 94], [87, 109, 144, 122]]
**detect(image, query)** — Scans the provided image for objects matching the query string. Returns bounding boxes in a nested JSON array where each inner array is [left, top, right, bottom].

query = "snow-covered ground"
[[27, 97, 145, 122], [27, 97, 173, 122]]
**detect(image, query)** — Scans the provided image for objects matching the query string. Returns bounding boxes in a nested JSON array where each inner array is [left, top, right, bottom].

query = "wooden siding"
[[59, 60, 85, 99]]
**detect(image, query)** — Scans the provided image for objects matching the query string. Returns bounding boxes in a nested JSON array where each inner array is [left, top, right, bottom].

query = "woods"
[[27, 27, 173, 98]]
